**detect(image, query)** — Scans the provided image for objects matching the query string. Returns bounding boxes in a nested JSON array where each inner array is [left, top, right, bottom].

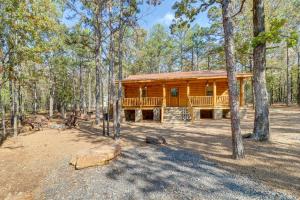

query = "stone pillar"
[[153, 108, 161, 121], [213, 109, 223, 120], [121, 109, 126, 122], [135, 109, 142, 122], [193, 108, 201, 121]]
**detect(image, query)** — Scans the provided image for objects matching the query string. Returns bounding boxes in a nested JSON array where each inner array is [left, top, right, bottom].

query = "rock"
[[19, 125, 33, 133], [70, 144, 121, 170], [242, 132, 253, 139], [146, 136, 166, 145]]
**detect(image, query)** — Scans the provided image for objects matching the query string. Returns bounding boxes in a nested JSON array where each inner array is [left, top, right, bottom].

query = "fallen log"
[[146, 136, 167, 145]]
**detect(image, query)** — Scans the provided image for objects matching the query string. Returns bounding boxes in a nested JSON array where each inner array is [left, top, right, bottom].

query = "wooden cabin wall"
[[124, 86, 139, 98], [147, 85, 163, 97], [216, 81, 228, 96], [190, 83, 206, 96], [123, 80, 229, 103]]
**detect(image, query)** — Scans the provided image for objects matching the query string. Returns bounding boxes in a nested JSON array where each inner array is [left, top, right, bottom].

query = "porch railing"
[[216, 95, 229, 106], [122, 97, 163, 107], [189, 96, 213, 106], [122, 98, 140, 107], [188, 95, 229, 107]]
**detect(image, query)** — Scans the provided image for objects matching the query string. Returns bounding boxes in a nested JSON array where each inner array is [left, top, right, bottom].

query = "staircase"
[[163, 107, 191, 123]]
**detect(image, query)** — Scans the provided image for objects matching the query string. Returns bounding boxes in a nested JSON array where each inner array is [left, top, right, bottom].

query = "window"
[[142, 87, 147, 97], [171, 88, 179, 97], [206, 85, 213, 96]]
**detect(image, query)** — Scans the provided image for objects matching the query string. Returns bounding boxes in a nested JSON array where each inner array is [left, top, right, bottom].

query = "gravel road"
[[39, 145, 296, 200]]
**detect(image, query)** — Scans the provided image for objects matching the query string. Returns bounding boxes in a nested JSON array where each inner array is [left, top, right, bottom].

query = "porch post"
[[161, 83, 166, 123], [240, 78, 245, 107], [139, 84, 142, 107], [213, 80, 217, 107], [162, 83, 166, 107], [186, 81, 190, 105]]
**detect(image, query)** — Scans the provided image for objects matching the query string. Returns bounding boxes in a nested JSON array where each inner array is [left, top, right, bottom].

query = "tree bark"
[[115, 0, 124, 139], [249, 55, 255, 108], [49, 64, 54, 118], [286, 44, 291, 106], [0, 83, 6, 140], [79, 61, 86, 115], [13, 80, 18, 137], [221, 0, 245, 159], [95, 22, 102, 126], [33, 81, 38, 115], [297, 51, 300, 105], [87, 68, 92, 112], [253, 0, 270, 141]]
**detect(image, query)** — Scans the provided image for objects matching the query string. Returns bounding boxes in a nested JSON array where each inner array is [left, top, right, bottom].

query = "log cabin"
[[121, 70, 252, 122]]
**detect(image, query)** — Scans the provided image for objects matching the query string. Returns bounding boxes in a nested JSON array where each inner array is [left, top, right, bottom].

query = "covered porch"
[[122, 79, 246, 109]]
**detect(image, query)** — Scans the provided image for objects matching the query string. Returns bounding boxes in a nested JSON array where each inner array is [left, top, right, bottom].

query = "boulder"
[[70, 144, 121, 170], [146, 136, 166, 145], [19, 125, 33, 133]]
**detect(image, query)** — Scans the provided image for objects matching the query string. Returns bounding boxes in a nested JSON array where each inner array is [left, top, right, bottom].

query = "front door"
[[169, 87, 179, 107]]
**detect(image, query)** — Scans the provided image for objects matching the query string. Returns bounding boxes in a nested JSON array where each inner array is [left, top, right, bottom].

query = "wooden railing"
[[141, 97, 163, 106], [122, 97, 163, 107], [216, 95, 229, 106], [188, 95, 229, 107], [122, 98, 140, 107], [189, 96, 213, 106]]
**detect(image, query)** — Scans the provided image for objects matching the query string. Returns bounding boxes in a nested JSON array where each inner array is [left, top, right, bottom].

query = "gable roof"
[[122, 70, 252, 83]]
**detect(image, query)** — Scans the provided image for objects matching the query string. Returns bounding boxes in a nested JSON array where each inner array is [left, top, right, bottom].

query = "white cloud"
[[158, 12, 175, 26]]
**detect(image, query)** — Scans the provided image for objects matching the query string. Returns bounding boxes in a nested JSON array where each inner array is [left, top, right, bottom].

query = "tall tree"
[[252, 0, 269, 141], [221, 0, 245, 159], [173, 0, 245, 159]]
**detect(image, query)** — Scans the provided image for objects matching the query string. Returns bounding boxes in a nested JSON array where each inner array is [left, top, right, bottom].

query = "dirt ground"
[[0, 106, 299, 199]]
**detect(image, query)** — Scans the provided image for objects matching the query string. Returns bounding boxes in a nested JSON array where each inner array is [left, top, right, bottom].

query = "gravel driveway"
[[39, 145, 296, 200]]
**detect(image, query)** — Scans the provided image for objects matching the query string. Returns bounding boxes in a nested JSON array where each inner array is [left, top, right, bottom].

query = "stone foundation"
[[213, 109, 223, 120], [153, 108, 161, 121], [193, 108, 201, 121], [135, 109, 142, 122], [121, 109, 126, 122]]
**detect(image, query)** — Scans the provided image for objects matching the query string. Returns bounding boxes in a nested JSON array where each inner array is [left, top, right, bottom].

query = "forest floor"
[[0, 106, 299, 199]]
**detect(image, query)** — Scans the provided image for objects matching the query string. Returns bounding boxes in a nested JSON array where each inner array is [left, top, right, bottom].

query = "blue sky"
[[62, 1, 210, 32], [138, 1, 210, 31]]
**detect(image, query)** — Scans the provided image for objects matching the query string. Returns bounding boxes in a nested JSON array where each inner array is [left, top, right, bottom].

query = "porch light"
[[205, 81, 209, 87]]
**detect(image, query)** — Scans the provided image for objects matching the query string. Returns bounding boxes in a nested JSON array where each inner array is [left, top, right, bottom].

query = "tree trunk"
[[101, 77, 105, 135], [95, 40, 101, 125], [253, 0, 270, 141], [33, 81, 38, 115], [249, 55, 255, 108], [72, 69, 77, 112], [115, 0, 124, 139], [79, 61, 86, 115], [297, 51, 300, 105], [9, 79, 13, 127], [61, 103, 66, 119], [286, 44, 291, 106], [49, 86, 54, 118], [49, 65, 54, 118], [88, 68, 92, 112], [0, 83, 6, 140], [207, 54, 210, 70], [13, 80, 18, 137], [222, 0, 245, 159], [191, 47, 194, 71]]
